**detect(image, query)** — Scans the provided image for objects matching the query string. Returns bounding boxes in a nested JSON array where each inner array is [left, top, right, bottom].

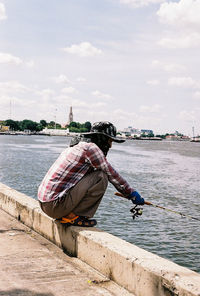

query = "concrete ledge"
[[0, 182, 200, 296]]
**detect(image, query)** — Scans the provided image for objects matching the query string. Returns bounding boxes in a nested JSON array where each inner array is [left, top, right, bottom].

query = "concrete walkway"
[[0, 209, 134, 296]]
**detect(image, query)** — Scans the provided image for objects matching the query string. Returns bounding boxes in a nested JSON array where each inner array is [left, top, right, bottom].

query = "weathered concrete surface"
[[0, 208, 134, 296], [1, 182, 200, 296]]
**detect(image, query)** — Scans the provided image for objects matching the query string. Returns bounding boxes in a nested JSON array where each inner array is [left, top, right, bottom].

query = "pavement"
[[0, 208, 134, 296]]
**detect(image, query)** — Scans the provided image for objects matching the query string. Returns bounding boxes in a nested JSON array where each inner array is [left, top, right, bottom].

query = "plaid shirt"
[[38, 141, 134, 202]]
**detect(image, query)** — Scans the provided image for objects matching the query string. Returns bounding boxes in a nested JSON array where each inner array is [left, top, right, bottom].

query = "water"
[[0, 135, 200, 273]]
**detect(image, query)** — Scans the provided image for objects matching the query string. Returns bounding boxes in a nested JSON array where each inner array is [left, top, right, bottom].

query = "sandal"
[[60, 215, 97, 227]]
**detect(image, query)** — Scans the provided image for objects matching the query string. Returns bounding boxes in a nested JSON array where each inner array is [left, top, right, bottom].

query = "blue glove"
[[128, 191, 145, 205]]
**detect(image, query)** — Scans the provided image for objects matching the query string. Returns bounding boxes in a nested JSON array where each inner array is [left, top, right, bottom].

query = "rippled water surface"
[[0, 135, 200, 272]]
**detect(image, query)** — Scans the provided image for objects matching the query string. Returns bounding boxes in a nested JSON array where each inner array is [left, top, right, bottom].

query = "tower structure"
[[68, 106, 73, 124], [62, 106, 74, 128]]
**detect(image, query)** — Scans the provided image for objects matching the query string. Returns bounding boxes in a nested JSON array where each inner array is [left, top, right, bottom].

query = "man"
[[38, 121, 144, 227]]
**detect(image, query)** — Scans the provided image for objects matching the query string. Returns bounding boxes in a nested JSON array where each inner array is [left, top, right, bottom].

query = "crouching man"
[[38, 121, 144, 227]]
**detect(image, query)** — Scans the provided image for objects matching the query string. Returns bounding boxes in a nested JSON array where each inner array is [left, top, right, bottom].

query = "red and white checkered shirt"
[[38, 141, 134, 202]]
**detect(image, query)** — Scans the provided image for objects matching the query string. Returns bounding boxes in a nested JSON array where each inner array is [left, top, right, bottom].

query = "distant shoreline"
[[1, 132, 200, 142]]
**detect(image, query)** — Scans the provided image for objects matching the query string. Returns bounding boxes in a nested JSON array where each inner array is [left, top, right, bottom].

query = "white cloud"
[[61, 87, 77, 94], [163, 63, 185, 73], [0, 95, 16, 106], [157, 0, 200, 27], [76, 77, 86, 83], [112, 109, 138, 120], [0, 94, 35, 108], [94, 102, 107, 107], [52, 74, 70, 84], [0, 3, 6, 20], [0, 52, 35, 67], [110, 109, 164, 131], [139, 104, 162, 113], [178, 110, 196, 121], [25, 60, 35, 68], [158, 33, 200, 49], [72, 99, 106, 109], [152, 60, 186, 73], [62, 42, 102, 57], [146, 79, 160, 85], [194, 91, 200, 98], [0, 81, 31, 94], [120, 0, 164, 8], [157, 0, 200, 49], [91, 90, 113, 100], [168, 76, 200, 88], [36, 89, 55, 97], [0, 52, 22, 65]]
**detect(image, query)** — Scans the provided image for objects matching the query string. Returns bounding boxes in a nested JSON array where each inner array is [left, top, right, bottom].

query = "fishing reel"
[[130, 205, 143, 220]]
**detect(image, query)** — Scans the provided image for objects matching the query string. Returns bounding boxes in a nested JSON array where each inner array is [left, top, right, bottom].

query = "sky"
[[0, 0, 200, 135]]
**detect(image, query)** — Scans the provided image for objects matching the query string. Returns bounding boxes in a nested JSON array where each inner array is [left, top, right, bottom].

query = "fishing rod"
[[115, 192, 200, 221]]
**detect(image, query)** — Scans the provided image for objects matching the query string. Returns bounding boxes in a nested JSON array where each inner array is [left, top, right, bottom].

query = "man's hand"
[[128, 191, 145, 205]]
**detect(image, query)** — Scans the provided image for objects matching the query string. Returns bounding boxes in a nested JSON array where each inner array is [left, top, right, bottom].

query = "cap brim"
[[81, 132, 125, 143]]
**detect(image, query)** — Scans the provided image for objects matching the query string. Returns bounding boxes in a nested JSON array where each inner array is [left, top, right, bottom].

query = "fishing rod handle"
[[144, 201, 152, 206], [115, 192, 124, 197], [114, 192, 152, 205]]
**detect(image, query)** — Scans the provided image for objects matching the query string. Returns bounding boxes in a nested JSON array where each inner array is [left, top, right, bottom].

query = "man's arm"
[[85, 143, 134, 197]]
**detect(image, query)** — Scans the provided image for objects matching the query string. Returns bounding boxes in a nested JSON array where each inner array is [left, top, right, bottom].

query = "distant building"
[[141, 129, 153, 135], [68, 106, 73, 124], [0, 125, 9, 132], [0, 121, 9, 132], [121, 126, 155, 138], [62, 106, 74, 128], [165, 135, 190, 141], [122, 126, 141, 138]]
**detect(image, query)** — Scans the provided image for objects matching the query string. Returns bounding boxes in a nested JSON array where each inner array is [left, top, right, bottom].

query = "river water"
[[0, 135, 199, 273]]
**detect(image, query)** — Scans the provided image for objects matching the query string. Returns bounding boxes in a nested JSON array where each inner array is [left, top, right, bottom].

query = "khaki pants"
[[39, 170, 108, 219]]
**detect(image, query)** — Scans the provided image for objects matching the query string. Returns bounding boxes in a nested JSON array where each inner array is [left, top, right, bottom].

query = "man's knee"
[[91, 170, 108, 193], [98, 170, 108, 189]]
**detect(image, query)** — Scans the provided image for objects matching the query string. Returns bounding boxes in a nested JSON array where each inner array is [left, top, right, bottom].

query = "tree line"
[[2, 119, 92, 133]]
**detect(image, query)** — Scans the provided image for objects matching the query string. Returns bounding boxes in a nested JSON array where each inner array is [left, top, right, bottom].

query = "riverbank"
[[1, 131, 200, 142], [0, 182, 200, 296], [0, 130, 73, 137]]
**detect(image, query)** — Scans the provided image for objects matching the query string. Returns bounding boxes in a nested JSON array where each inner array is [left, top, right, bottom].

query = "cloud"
[[157, 0, 200, 28], [178, 110, 196, 121], [146, 79, 160, 86], [36, 89, 55, 97], [0, 81, 31, 94], [152, 60, 186, 73], [0, 52, 22, 65], [194, 91, 200, 98], [76, 77, 86, 83], [168, 76, 200, 88], [112, 109, 138, 121], [62, 42, 102, 57], [25, 60, 35, 68], [157, 0, 200, 49], [91, 90, 113, 100], [0, 95, 16, 106], [139, 104, 162, 113], [158, 33, 200, 49], [119, 0, 164, 8], [0, 94, 35, 108], [52, 74, 70, 84], [71, 99, 106, 109], [109, 109, 164, 131], [0, 2, 6, 20], [61, 87, 77, 94], [0, 52, 35, 67]]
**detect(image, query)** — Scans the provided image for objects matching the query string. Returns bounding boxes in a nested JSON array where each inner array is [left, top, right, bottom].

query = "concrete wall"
[[0, 182, 200, 296]]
